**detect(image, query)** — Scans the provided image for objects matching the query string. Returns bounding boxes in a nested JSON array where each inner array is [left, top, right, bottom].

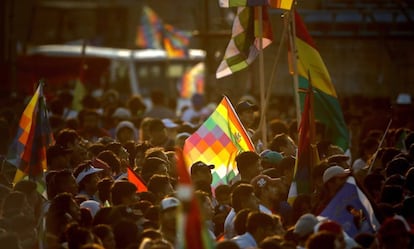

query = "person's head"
[[378, 217, 411, 249], [236, 100, 258, 128], [47, 144, 72, 170], [66, 224, 95, 249], [293, 213, 319, 242], [78, 108, 102, 130], [380, 185, 404, 205], [250, 174, 284, 204], [322, 165, 350, 193], [110, 180, 138, 206], [159, 197, 180, 232], [97, 150, 121, 177], [141, 157, 169, 183], [127, 94, 147, 116], [46, 193, 81, 237], [231, 183, 259, 212], [112, 219, 140, 249], [246, 212, 276, 244], [73, 162, 104, 195], [148, 118, 168, 146], [115, 121, 137, 145], [269, 133, 297, 157], [268, 118, 289, 142], [46, 169, 78, 199], [194, 190, 214, 221], [234, 208, 252, 235], [93, 224, 116, 249], [190, 161, 214, 185], [135, 141, 153, 169], [259, 150, 283, 169], [147, 174, 174, 203], [2, 191, 31, 218], [306, 231, 344, 249], [316, 220, 346, 249], [80, 200, 101, 218], [215, 184, 231, 206], [13, 179, 40, 210], [235, 151, 261, 181]]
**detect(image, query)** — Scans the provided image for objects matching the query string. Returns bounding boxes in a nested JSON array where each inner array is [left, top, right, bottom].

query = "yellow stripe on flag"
[[296, 38, 337, 98]]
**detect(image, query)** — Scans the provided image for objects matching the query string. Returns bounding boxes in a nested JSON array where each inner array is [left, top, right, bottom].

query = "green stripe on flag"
[[298, 77, 349, 151]]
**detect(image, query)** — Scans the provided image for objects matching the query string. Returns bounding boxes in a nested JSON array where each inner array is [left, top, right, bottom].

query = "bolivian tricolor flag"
[[292, 11, 349, 151]]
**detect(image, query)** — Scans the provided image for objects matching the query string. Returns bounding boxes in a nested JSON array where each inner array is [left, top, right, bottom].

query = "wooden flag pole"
[[257, 6, 268, 148], [288, 9, 302, 127]]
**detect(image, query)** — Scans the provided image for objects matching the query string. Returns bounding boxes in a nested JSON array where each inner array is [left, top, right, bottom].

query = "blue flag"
[[319, 177, 380, 237]]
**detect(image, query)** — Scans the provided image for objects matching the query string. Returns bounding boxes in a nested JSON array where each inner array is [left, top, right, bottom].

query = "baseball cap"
[[75, 165, 104, 184], [80, 200, 101, 218], [293, 213, 319, 237], [162, 118, 178, 129], [322, 165, 350, 183], [112, 107, 131, 120], [190, 161, 215, 175], [160, 197, 180, 211], [250, 174, 283, 190], [260, 149, 283, 164], [115, 120, 135, 134], [236, 100, 258, 114]]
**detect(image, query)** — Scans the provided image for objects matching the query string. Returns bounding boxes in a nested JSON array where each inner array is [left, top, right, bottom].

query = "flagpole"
[[257, 6, 267, 148], [264, 11, 291, 116], [288, 9, 302, 126], [367, 118, 392, 174]]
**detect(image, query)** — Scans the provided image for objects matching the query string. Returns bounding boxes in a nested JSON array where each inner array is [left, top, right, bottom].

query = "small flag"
[[7, 83, 54, 183], [163, 24, 192, 58], [292, 11, 349, 151], [136, 6, 163, 49], [183, 96, 255, 187], [180, 62, 205, 99], [319, 176, 380, 237], [127, 167, 148, 192], [216, 6, 273, 78], [288, 82, 319, 204]]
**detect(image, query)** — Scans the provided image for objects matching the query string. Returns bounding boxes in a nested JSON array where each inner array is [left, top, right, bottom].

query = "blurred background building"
[[1, 0, 413, 105]]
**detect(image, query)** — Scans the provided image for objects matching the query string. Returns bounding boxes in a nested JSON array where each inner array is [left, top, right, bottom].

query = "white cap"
[[322, 165, 350, 183], [80, 200, 101, 217], [160, 197, 180, 211], [115, 120, 136, 135], [162, 119, 178, 128], [76, 166, 103, 184], [112, 107, 131, 119]]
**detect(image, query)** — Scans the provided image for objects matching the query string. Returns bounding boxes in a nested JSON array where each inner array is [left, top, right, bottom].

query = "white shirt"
[[232, 232, 257, 249]]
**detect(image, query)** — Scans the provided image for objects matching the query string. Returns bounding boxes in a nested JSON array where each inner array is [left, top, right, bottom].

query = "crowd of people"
[[0, 87, 413, 249]]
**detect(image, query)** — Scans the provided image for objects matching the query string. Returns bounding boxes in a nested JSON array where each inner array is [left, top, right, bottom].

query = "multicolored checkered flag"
[[183, 96, 255, 187], [216, 6, 273, 78], [7, 83, 54, 193]]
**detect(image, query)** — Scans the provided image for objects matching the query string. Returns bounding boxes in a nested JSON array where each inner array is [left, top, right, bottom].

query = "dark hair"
[[55, 128, 80, 148], [147, 175, 171, 195], [269, 133, 290, 152], [231, 184, 254, 212], [97, 178, 114, 204], [97, 150, 121, 175], [306, 231, 337, 249], [111, 180, 137, 206], [235, 151, 260, 173], [234, 208, 251, 235], [246, 212, 275, 234]]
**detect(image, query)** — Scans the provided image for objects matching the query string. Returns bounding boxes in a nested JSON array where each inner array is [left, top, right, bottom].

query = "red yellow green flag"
[[183, 96, 255, 187]]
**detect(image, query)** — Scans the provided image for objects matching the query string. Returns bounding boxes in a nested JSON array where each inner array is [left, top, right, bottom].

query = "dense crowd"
[[0, 88, 414, 249]]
